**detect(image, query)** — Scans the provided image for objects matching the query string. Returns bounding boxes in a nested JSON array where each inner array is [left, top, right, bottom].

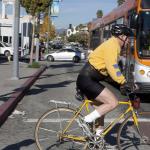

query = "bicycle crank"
[[87, 136, 105, 150]]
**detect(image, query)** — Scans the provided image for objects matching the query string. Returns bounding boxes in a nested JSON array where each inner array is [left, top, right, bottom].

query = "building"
[[0, 0, 33, 55], [66, 24, 78, 37], [66, 23, 88, 37]]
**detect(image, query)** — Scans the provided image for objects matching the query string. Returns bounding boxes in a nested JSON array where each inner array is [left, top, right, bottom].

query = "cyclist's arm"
[[104, 48, 126, 84]]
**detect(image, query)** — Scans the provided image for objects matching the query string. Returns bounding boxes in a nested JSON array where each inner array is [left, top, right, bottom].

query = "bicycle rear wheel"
[[117, 112, 150, 150], [35, 107, 87, 150]]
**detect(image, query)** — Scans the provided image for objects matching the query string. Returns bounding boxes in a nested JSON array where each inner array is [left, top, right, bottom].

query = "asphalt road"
[[0, 61, 150, 150]]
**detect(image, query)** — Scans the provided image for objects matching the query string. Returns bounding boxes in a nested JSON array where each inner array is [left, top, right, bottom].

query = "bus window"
[[103, 30, 111, 39], [137, 11, 150, 58], [141, 0, 150, 9]]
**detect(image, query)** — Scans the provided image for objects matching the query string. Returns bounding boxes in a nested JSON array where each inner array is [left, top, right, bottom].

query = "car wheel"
[[4, 50, 11, 57], [73, 56, 80, 63], [47, 55, 54, 62]]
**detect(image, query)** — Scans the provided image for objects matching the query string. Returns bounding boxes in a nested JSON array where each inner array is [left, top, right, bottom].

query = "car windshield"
[[137, 11, 150, 58]]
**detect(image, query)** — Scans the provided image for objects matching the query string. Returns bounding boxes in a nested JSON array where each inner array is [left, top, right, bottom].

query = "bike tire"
[[35, 107, 87, 150], [117, 112, 150, 150]]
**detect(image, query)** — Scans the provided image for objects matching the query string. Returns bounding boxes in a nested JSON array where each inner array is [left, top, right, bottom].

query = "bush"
[[28, 61, 41, 68]]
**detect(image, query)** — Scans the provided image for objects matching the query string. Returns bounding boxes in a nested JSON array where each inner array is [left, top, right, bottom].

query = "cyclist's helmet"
[[111, 24, 133, 37]]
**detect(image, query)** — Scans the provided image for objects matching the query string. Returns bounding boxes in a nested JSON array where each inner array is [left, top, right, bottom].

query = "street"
[[0, 61, 150, 150]]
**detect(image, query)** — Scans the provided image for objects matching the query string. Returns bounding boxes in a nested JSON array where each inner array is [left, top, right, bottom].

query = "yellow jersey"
[[88, 36, 125, 84]]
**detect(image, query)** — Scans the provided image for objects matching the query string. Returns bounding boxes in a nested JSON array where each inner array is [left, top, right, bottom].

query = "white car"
[[44, 48, 86, 63], [0, 42, 13, 56]]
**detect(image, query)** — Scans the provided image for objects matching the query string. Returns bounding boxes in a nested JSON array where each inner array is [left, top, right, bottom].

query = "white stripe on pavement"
[[23, 118, 150, 123]]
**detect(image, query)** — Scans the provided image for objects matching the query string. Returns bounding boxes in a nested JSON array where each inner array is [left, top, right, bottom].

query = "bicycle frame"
[[60, 99, 139, 142]]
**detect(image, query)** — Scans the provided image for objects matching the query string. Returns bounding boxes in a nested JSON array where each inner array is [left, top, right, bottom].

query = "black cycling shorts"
[[76, 62, 105, 100]]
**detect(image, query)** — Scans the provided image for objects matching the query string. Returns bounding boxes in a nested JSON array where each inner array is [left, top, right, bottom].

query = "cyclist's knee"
[[110, 99, 118, 110]]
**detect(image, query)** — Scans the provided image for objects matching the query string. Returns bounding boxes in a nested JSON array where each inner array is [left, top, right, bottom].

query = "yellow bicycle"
[[35, 93, 150, 150]]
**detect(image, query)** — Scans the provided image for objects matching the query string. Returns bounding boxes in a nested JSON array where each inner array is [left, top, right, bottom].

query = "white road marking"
[[23, 118, 150, 123]]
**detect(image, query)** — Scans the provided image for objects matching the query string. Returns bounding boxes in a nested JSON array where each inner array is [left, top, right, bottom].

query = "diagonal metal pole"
[[12, 0, 20, 80]]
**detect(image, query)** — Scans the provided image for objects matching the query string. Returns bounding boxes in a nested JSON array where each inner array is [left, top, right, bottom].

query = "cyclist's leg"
[[84, 87, 118, 123], [92, 102, 105, 135], [95, 87, 118, 116]]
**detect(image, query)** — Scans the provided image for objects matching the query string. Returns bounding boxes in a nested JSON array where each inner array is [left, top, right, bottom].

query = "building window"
[[0, 36, 2, 42]]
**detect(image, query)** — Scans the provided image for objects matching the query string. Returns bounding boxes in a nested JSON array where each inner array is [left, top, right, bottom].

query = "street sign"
[[50, 1, 60, 17]]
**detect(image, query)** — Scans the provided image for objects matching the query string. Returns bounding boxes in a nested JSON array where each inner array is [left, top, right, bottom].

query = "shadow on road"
[[27, 80, 74, 95], [104, 123, 120, 145], [39, 70, 80, 80], [50, 62, 82, 69], [1, 139, 35, 150], [0, 56, 9, 64]]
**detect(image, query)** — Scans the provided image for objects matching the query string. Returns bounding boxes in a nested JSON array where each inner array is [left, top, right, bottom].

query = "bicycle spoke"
[[117, 114, 150, 150], [40, 127, 58, 132], [35, 108, 86, 150]]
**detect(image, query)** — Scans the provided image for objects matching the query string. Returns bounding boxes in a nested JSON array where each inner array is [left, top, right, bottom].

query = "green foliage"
[[20, 0, 52, 16], [96, 10, 103, 18], [117, 0, 125, 6], [67, 32, 89, 47], [28, 61, 41, 68], [76, 24, 84, 30], [67, 34, 77, 42]]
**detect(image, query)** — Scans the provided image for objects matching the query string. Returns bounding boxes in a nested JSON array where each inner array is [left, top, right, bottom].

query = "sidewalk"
[[0, 61, 37, 105], [0, 59, 47, 126]]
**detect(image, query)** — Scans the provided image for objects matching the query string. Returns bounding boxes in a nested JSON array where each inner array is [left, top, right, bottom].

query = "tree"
[[117, 0, 125, 6], [76, 24, 84, 31], [67, 34, 77, 43], [20, 0, 53, 64], [67, 32, 89, 47], [40, 15, 56, 41], [96, 10, 103, 18]]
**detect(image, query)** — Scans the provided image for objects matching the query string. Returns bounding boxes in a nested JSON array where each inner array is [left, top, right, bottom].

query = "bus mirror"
[[130, 14, 139, 29]]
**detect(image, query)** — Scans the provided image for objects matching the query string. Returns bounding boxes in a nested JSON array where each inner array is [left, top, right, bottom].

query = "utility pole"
[[46, 5, 51, 52], [35, 14, 40, 62], [12, 0, 20, 80]]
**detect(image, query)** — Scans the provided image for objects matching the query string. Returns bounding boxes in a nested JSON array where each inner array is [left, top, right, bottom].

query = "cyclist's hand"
[[120, 82, 131, 95]]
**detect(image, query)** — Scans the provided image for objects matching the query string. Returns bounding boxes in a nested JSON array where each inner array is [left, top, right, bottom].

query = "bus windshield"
[[137, 11, 150, 58]]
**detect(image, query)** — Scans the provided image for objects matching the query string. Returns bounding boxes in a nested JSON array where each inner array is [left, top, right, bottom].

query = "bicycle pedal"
[[78, 118, 94, 137]]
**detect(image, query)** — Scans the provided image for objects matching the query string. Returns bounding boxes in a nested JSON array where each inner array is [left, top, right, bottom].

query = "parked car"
[[0, 41, 13, 56], [44, 48, 86, 63]]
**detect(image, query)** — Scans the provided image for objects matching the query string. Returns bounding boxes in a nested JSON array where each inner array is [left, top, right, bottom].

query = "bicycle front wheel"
[[35, 107, 87, 150], [117, 112, 150, 150]]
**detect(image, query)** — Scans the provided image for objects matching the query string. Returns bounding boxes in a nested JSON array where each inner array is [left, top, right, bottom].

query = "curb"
[[0, 65, 47, 127]]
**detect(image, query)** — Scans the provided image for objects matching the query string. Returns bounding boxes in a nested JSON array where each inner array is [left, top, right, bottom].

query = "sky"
[[0, 0, 118, 29], [53, 0, 118, 29]]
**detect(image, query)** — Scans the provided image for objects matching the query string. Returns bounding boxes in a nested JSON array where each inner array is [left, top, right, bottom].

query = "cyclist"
[[76, 24, 133, 136]]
